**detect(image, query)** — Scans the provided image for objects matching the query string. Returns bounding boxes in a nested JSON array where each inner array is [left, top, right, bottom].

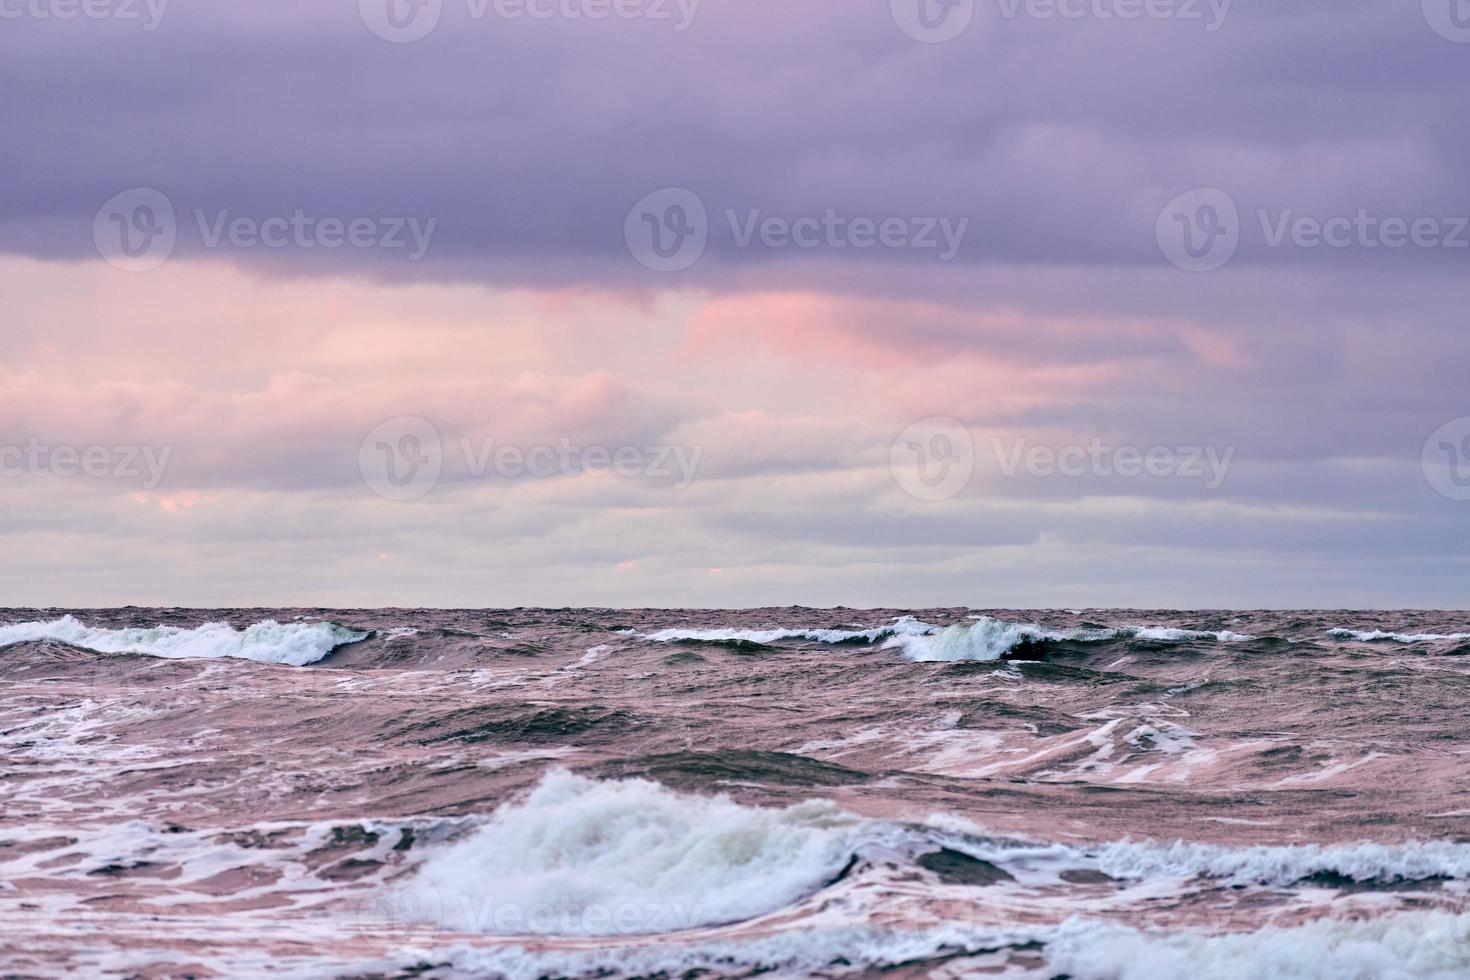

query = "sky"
[[2, 0, 1468, 609]]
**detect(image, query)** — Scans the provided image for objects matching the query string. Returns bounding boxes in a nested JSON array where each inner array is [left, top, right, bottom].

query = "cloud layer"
[[1, 1, 1467, 606]]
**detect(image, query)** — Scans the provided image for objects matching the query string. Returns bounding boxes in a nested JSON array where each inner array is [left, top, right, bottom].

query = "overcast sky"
[[2, 0, 1468, 608]]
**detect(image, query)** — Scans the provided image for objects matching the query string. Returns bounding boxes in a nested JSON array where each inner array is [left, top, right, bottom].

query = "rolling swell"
[[592, 750, 874, 790], [16, 609, 1463, 672], [387, 705, 648, 746], [7, 606, 1470, 979], [316, 627, 546, 669], [0, 615, 367, 666], [884, 617, 1257, 663]]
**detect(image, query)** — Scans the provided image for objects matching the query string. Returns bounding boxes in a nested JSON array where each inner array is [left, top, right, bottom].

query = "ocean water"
[[2, 608, 1469, 978]]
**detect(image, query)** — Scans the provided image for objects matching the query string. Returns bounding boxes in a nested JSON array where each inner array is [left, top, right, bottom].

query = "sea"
[[2, 608, 1469, 978]]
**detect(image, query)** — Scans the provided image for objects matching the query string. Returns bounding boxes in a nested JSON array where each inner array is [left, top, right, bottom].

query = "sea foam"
[[1042, 912, 1470, 980], [413, 770, 874, 935], [886, 616, 1253, 662], [1088, 838, 1470, 886], [637, 615, 1253, 661], [0, 615, 366, 666], [919, 825, 1470, 887], [1328, 627, 1470, 644], [413, 909, 1470, 980], [639, 615, 936, 646]]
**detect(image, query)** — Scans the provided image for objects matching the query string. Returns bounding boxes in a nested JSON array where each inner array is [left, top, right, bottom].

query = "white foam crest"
[[427, 921, 1037, 980], [0, 615, 367, 667], [1329, 627, 1470, 643], [395, 910, 1470, 980], [1090, 838, 1470, 886], [412, 770, 877, 936], [888, 617, 1253, 662], [886, 617, 1115, 662], [1041, 911, 1470, 980], [1130, 626, 1255, 643], [930, 828, 1470, 887], [640, 615, 935, 646]]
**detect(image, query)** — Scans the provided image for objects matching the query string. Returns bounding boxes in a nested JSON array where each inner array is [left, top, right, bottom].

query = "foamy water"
[[2, 607, 1468, 977]]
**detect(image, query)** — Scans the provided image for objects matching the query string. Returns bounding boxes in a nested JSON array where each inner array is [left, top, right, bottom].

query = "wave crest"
[[0, 615, 366, 666], [1328, 627, 1470, 644], [886, 617, 1253, 662], [638, 616, 936, 647], [413, 770, 873, 936]]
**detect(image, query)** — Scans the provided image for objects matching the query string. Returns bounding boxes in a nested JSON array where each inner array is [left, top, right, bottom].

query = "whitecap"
[[411, 769, 877, 936], [1328, 628, 1470, 644], [1042, 911, 1470, 980], [639, 615, 936, 646], [888, 617, 1252, 662], [0, 615, 367, 667], [1088, 838, 1470, 886]]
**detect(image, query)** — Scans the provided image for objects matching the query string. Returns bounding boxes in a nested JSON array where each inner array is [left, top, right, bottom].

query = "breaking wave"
[[922, 819, 1470, 888], [886, 616, 1254, 662], [432, 910, 1470, 980], [412, 770, 878, 935], [411, 769, 1470, 942], [1041, 912, 1470, 980], [637, 616, 936, 647], [1085, 838, 1470, 886], [636, 615, 1256, 662], [1328, 627, 1470, 644], [395, 771, 1470, 978], [0, 615, 367, 667]]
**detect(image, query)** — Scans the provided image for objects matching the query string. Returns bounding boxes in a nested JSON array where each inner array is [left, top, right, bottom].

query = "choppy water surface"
[[3, 608, 1469, 978]]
